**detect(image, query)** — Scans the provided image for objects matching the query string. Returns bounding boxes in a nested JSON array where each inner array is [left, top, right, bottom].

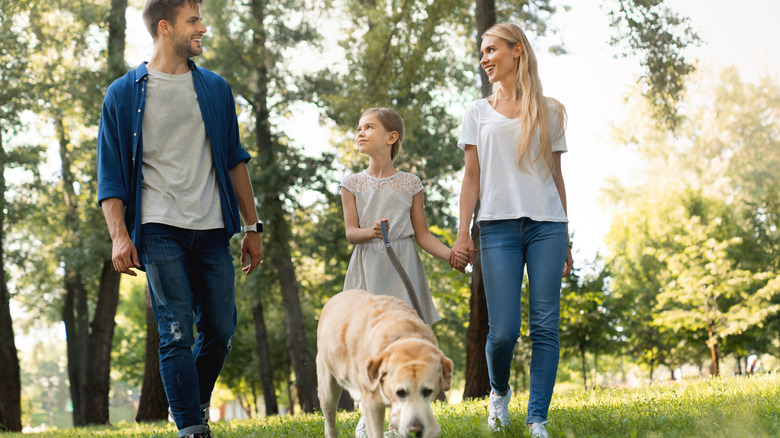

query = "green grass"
[[10, 374, 780, 437]]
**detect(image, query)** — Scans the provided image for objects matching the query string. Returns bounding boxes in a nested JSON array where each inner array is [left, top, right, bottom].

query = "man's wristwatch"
[[243, 222, 263, 233]]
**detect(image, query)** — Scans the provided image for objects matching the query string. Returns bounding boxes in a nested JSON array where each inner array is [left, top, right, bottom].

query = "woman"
[[453, 22, 572, 438]]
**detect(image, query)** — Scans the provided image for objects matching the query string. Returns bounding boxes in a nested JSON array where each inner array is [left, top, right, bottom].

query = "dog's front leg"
[[362, 398, 386, 438]]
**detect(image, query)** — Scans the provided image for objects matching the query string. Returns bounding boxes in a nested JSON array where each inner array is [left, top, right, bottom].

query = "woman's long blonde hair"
[[484, 23, 566, 176]]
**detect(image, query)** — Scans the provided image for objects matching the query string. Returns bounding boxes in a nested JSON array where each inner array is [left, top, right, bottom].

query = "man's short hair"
[[142, 0, 203, 40]]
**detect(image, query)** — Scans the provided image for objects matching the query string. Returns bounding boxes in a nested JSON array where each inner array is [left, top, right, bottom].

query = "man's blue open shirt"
[[97, 60, 250, 260]]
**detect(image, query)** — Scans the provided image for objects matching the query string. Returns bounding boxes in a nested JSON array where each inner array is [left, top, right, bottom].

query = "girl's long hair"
[[484, 23, 566, 176]]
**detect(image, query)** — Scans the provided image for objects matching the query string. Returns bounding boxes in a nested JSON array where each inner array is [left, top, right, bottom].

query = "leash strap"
[[380, 221, 425, 321]]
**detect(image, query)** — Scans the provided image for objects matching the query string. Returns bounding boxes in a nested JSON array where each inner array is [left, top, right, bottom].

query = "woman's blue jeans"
[[141, 223, 237, 437], [479, 218, 567, 424]]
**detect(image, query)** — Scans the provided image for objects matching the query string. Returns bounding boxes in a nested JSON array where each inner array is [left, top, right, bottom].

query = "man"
[[97, 1, 263, 437]]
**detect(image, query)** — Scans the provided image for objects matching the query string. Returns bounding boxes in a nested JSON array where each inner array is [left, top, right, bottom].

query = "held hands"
[[111, 234, 140, 276], [449, 248, 470, 273], [241, 232, 264, 275], [450, 234, 476, 273]]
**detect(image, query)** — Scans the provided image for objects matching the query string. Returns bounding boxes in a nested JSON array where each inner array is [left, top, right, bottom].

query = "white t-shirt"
[[140, 67, 224, 230], [457, 98, 568, 223]]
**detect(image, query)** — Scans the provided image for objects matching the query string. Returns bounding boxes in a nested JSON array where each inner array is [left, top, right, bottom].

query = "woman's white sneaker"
[[487, 388, 512, 430], [527, 421, 550, 438]]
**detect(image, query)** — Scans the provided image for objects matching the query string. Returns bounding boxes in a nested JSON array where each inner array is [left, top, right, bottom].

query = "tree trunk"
[[476, 0, 496, 98], [580, 347, 588, 390], [60, 118, 89, 424], [707, 322, 720, 377], [107, 0, 127, 78], [463, 215, 490, 398], [59, 115, 121, 425], [249, 0, 319, 413], [463, 0, 496, 400], [252, 301, 279, 416], [649, 349, 656, 381], [338, 391, 355, 412], [268, 217, 319, 412], [85, 261, 121, 425], [0, 133, 23, 432], [82, 1, 129, 425], [136, 286, 169, 422], [63, 270, 89, 426]]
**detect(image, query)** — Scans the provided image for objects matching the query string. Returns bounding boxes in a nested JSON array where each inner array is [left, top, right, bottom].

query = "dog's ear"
[[440, 354, 454, 392], [366, 352, 388, 391]]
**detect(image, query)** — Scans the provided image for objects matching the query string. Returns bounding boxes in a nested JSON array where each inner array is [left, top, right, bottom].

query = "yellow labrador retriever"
[[317, 289, 453, 438]]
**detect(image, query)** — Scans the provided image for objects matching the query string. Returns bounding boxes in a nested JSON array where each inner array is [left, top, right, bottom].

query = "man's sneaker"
[[527, 421, 550, 438], [487, 388, 512, 430], [355, 414, 367, 438], [201, 408, 213, 438]]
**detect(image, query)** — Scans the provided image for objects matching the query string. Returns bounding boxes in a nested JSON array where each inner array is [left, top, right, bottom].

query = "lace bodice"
[[340, 171, 423, 241]]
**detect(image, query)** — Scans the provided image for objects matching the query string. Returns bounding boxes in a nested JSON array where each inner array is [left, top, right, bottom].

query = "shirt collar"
[[133, 59, 199, 83]]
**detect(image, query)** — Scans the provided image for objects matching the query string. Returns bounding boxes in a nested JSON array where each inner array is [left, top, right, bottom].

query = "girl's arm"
[[341, 187, 381, 244], [410, 191, 451, 261], [452, 144, 480, 265], [552, 151, 573, 276]]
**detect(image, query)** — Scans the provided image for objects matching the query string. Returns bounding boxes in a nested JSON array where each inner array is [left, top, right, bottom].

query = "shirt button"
[[137, 109, 141, 113], [133, 133, 137, 136]]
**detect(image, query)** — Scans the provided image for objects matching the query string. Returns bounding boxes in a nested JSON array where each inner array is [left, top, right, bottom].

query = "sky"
[[531, 0, 780, 266], [124, 0, 780, 268]]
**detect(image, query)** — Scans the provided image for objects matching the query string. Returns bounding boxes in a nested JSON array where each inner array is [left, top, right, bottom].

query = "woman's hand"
[[449, 247, 470, 272], [452, 234, 476, 267], [563, 248, 573, 277]]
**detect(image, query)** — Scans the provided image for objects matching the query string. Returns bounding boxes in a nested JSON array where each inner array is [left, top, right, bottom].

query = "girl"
[[452, 23, 573, 438], [341, 107, 467, 438], [341, 107, 466, 325]]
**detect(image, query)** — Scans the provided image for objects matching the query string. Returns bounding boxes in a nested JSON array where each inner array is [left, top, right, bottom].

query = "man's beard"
[[173, 32, 202, 59]]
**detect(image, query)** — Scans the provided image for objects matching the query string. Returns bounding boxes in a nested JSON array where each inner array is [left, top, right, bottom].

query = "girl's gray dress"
[[341, 171, 441, 324]]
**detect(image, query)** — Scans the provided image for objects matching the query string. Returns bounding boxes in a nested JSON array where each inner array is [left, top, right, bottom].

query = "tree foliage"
[[605, 68, 780, 376], [606, 0, 700, 130]]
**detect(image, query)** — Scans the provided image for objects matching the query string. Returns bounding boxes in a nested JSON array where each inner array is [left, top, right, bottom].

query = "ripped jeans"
[[141, 223, 237, 437]]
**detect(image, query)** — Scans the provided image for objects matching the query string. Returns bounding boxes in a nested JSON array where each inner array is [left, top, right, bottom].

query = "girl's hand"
[[373, 219, 388, 240], [449, 248, 470, 273], [452, 234, 475, 266], [562, 248, 573, 277]]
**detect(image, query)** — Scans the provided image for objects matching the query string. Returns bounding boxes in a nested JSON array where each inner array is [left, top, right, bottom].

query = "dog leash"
[[380, 221, 426, 321]]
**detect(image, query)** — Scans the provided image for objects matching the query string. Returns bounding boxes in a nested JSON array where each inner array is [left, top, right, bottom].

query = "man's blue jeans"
[[479, 218, 567, 424], [141, 223, 237, 437]]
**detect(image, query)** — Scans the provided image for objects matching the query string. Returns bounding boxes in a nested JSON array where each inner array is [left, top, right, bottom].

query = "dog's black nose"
[[408, 419, 424, 437]]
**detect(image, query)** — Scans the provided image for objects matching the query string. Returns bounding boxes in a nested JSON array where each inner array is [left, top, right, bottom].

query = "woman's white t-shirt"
[[457, 98, 568, 223]]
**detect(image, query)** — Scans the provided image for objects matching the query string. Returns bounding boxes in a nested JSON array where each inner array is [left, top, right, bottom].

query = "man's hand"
[[112, 234, 140, 276], [241, 232, 264, 274]]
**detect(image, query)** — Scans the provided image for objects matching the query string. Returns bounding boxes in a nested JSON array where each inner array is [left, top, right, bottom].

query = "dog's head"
[[366, 338, 453, 438]]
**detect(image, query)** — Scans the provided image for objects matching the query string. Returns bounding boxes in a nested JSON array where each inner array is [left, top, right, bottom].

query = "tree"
[[653, 211, 779, 377], [0, 0, 40, 430], [201, 0, 325, 414], [607, 0, 700, 130], [20, 0, 124, 425], [559, 262, 618, 389], [605, 68, 780, 378]]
